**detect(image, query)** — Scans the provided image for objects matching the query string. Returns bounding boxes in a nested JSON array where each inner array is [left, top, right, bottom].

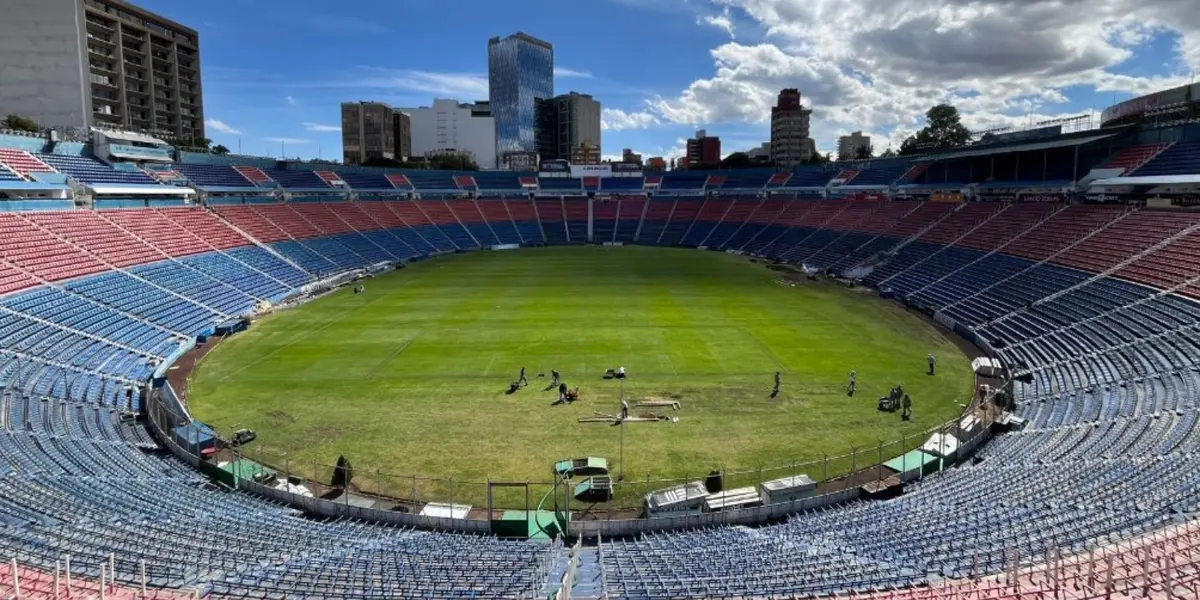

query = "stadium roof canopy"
[[926, 133, 1117, 161], [89, 184, 194, 195], [1090, 174, 1200, 186]]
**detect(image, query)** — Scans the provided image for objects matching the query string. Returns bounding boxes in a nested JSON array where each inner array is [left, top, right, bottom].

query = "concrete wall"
[[0, 0, 90, 129], [400, 99, 497, 169]]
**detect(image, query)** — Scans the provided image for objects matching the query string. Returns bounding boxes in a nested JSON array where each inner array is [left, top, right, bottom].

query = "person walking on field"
[[847, 370, 857, 396], [518, 367, 529, 387], [772, 371, 781, 397], [551, 369, 560, 386], [927, 353, 936, 376], [902, 394, 913, 420]]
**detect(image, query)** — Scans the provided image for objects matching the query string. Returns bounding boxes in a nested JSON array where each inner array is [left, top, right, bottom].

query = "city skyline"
[[109, 0, 1199, 162]]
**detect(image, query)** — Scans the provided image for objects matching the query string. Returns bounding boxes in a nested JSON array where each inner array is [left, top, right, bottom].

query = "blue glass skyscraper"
[[488, 32, 553, 168]]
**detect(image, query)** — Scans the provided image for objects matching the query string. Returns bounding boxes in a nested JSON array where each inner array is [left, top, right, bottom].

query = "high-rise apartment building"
[[341, 102, 398, 165], [534, 92, 601, 163], [771, 88, 814, 166], [398, 99, 496, 169], [686, 130, 721, 167], [837, 131, 872, 160], [0, 0, 204, 141], [487, 32, 553, 169], [393, 111, 411, 161]]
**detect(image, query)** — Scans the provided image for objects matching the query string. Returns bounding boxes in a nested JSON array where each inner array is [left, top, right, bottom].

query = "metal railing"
[[145, 370, 1001, 534]]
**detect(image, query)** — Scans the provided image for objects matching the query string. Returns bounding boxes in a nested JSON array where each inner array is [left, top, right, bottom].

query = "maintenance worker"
[[617, 366, 626, 379], [902, 394, 913, 420], [773, 371, 781, 396], [551, 369, 560, 386], [620, 397, 629, 420], [848, 370, 857, 395], [927, 353, 936, 375], [559, 382, 568, 403], [518, 367, 529, 387]]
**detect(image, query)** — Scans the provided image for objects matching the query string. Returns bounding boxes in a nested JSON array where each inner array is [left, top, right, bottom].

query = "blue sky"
[[139, 0, 1200, 162]]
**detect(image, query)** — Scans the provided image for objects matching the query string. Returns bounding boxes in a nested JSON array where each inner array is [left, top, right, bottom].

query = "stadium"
[[2, 34, 1200, 600]]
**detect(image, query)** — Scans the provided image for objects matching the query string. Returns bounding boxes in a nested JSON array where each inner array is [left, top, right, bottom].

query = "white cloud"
[[263, 137, 310, 144], [350, 68, 488, 99], [205, 118, 241, 135], [699, 8, 735, 39], [554, 66, 594, 79], [619, 0, 1200, 152], [601, 108, 661, 131], [286, 96, 297, 106], [303, 122, 342, 132]]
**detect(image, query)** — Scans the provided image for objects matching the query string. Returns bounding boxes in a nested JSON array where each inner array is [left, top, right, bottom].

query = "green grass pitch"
[[188, 246, 975, 505]]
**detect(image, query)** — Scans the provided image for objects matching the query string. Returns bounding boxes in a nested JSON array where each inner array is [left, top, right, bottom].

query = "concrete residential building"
[[771, 88, 814, 166], [341, 102, 397, 165], [686, 129, 721, 167], [534, 92, 601, 163], [0, 0, 204, 141], [571, 143, 600, 165], [392, 111, 411, 160], [837, 131, 872, 160], [621, 148, 642, 165], [746, 142, 772, 164], [398, 98, 497, 169], [488, 32, 553, 169]]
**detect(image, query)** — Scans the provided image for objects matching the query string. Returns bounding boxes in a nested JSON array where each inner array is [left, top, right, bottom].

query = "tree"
[[803, 152, 832, 166], [879, 147, 897, 158], [363, 157, 404, 168], [3, 114, 39, 133], [429, 153, 478, 171], [853, 144, 874, 160], [719, 152, 754, 170], [899, 104, 971, 156], [179, 136, 212, 151], [211, 144, 230, 155]]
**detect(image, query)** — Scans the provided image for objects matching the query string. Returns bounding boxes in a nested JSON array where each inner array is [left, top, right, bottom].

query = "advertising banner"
[[570, 164, 612, 178]]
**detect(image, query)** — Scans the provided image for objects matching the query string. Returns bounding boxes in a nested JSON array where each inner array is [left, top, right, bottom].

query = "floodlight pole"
[[619, 418, 625, 482], [618, 376, 626, 482]]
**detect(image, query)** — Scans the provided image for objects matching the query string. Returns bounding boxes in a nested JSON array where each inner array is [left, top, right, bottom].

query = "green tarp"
[[883, 450, 940, 477]]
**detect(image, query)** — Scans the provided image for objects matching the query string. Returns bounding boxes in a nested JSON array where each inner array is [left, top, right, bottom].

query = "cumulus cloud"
[[303, 122, 341, 132], [601, 108, 660, 131], [205, 119, 241, 135], [624, 0, 1200, 151]]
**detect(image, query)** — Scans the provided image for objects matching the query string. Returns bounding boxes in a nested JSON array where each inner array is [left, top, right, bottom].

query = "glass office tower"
[[487, 32, 554, 168]]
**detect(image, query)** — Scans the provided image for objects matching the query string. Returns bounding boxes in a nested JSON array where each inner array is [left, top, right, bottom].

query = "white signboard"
[[570, 164, 612, 178]]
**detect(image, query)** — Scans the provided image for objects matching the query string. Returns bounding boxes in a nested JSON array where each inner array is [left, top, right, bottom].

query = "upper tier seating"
[[36, 154, 160, 185], [473, 171, 521, 191], [173, 164, 255, 188], [1103, 142, 1171, 174], [1132, 140, 1200, 176], [340, 171, 394, 190], [262, 169, 329, 190], [0, 148, 55, 179]]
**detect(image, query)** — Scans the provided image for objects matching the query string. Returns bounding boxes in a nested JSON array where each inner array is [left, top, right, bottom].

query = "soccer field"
[[187, 246, 975, 506]]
